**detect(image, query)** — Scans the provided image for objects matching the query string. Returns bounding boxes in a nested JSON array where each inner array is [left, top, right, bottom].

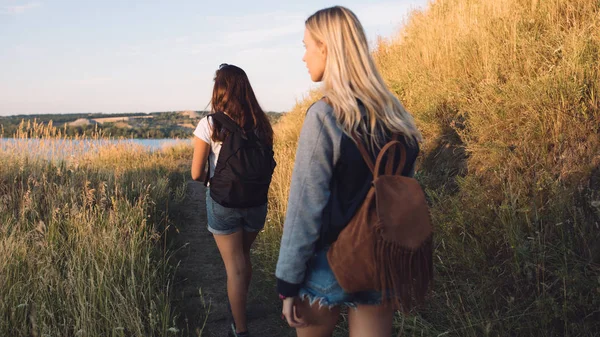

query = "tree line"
[[0, 111, 283, 139]]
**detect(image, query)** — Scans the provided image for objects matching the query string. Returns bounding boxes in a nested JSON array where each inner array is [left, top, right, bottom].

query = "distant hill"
[[0, 110, 284, 138], [68, 118, 98, 127]]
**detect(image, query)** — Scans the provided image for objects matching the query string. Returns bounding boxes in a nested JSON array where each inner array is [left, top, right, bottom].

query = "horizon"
[[0, 109, 283, 118], [0, 0, 427, 116]]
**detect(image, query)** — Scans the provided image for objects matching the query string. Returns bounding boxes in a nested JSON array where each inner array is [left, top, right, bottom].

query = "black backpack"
[[205, 112, 276, 208]]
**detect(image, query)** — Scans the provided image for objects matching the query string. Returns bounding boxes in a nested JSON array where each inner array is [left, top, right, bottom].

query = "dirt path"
[[170, 180, 294, 337]]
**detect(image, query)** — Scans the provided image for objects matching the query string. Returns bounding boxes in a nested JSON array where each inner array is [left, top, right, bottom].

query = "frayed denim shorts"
[[205, 188, 267, 235], [299, 246, 382, 308]]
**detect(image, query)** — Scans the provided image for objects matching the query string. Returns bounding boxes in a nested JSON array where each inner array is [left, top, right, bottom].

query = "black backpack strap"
[[210, 112, 245, 135], [203, 116, 211, 186], [203, 113, 231, 187], [204, 167, 210, 187]]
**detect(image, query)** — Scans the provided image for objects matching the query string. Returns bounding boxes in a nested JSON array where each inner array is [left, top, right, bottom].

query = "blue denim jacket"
[[275, 99, 418, 296], [276, 100, 343, 291]]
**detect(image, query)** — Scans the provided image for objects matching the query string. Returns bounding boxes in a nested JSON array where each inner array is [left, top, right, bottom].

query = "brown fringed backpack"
[[327, 134, 433, 311]]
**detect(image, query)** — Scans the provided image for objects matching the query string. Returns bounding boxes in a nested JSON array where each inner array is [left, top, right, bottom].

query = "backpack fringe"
[[374, 227, 433, 313]]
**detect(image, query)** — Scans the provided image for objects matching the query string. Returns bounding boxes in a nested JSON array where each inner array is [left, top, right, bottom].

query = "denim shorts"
[[299, 246, 382, 308], [205, 188, 267, 235]]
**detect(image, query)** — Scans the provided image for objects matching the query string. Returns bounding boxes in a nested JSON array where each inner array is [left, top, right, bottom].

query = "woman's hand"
[[282, 296, 307, 328]]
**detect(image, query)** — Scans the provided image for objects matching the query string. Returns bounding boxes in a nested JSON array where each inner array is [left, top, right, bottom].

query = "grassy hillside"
[[259, 0, 600, 335]]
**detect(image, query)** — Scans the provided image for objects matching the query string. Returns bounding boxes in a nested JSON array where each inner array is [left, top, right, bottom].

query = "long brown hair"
[[210, 64, 274, 146]]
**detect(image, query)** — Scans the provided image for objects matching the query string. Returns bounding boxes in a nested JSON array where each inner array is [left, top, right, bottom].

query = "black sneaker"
[[228, 324, 250, 337], [227, 303, 251, 337]]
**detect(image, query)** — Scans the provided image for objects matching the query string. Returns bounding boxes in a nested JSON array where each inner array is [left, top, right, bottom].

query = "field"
[[0, 121, 191, 336], [1, 0, 599, 336]]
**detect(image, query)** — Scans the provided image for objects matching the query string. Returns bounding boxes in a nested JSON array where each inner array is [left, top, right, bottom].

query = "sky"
[[0, 0, 428, 116]]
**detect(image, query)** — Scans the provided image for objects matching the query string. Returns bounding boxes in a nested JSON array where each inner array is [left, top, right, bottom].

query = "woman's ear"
[[320, 42, 327, 59]]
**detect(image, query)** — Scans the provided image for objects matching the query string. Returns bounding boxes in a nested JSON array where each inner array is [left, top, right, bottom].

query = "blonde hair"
[[305, 6, 422, 149]]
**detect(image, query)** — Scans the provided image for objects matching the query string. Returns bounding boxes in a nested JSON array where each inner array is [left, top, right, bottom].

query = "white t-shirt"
[[193, 116, 222, 179]]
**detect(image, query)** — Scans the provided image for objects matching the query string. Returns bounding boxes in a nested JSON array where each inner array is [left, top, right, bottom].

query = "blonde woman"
[[275, 6, 423, 337]]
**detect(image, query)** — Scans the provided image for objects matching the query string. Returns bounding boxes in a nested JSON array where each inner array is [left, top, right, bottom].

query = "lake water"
[[1, 138, 188, 149], [0, 138, 191, 160]]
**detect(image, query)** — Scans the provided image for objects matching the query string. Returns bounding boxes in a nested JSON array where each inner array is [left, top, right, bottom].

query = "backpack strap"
[[374, 140, 407, 179], [203, 112, 243, 187], [385, 134, 398, 175], [384, 134, 408, 176], [353, 133, 407, 177], [210, 112, 248, 139], [393, 135, 408, 176], [352, 134, 375, 173]]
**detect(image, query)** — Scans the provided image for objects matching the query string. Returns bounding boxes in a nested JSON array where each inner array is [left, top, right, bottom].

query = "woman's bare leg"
[[295, 297, 341, 337], [347, 303, 394, 337], [213, 230, 256, 333]]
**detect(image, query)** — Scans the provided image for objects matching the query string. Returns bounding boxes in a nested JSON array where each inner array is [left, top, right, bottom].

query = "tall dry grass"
[[258, 0, 600, 335], [255, 92, 322, 270], [0, 121, 192, 336]]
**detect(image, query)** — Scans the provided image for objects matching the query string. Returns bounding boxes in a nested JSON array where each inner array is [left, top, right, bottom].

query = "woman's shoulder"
[[201, 114, 219, 127], [193, 115, 214, 142], [306, 98, 335, 122], [299, 98, 344, 144]]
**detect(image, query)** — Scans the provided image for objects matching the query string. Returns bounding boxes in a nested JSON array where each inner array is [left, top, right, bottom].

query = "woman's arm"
[[191, 136, 210, 181], [275, 100, 342, 297]]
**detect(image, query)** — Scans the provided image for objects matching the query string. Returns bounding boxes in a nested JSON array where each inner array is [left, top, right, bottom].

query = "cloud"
[[1, 2, 41, 15], [115, 45, 143, 57], [10, 43, 44, 54], [188, 4, 425, 53], [185, 12, 305, 55], [72, 77, 113, 85], [203, 11, 305, 32], [221, 23, 303, 47], [198, 11, 305, 48], [174, 36, 189, 44], [186, 25, 301, 55], [188, 43, 216, 55], [106, 3, 424, 79], [355, 1, 425, 27]]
